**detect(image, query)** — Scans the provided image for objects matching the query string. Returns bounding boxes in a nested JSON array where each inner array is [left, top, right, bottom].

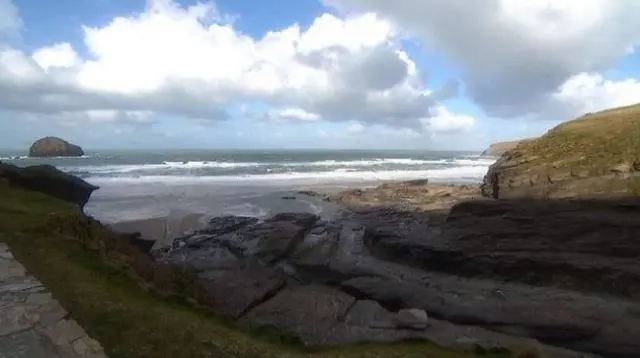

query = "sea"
[[1, 149, 496, 223]]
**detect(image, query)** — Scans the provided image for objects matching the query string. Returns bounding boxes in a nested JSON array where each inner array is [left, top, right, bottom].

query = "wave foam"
[[287, 158, 447, 167], [62, 157, 494, 175], [1, 155, 93, 160], [450, 158, 497, 166], [162, 161, 262, 168], [85, 165, 489, 185]]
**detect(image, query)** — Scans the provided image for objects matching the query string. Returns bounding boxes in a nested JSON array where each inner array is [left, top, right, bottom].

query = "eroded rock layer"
[[152, 201, 640, 357]]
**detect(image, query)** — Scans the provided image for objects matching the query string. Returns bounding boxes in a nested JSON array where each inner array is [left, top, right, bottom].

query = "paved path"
[[0, 243, 107, 358]]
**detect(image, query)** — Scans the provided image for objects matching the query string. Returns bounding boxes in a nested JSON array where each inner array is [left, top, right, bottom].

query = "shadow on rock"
[[149, 197, 640, 358]]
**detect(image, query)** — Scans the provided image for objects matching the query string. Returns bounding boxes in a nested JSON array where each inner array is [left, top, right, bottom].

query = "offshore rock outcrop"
[[28, 137, 85, 158]]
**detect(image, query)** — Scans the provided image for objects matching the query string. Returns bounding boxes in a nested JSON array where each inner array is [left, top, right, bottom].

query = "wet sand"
[[109, 212, 207, 243], [104, 182, 399, 249]]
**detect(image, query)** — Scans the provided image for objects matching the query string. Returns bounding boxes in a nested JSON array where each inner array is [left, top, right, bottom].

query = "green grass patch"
[[516, 103, 640, 177], [0, 179, 518, 358]]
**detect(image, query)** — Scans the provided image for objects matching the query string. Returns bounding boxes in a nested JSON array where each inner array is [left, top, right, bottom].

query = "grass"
[[0, 178, 522, 358], [489, 103, 640, 197], [517, 103, 640, 176]]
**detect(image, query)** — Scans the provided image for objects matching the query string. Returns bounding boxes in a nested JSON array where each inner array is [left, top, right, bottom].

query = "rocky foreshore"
[[323, 180, 481, 213], [148, 183, 640, 357]]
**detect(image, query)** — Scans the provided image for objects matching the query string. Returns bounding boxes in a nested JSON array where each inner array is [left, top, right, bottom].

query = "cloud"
[[32, 43, 81, 72], [553, 72, 640, 114], [346, 122, 365, 133], [0, 0, 466, 131], [324, 0, 640, 119], [265, 107, 321, 122], [423, 106, 475, 133]]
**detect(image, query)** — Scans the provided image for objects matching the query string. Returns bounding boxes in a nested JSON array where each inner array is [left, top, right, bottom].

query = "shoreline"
[[106, 179, 484, 250], [108, 212, 208, 243]]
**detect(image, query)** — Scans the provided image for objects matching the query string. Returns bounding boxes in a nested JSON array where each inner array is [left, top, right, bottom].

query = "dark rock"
[[197, 265, 285, 319], [239, 284, 355, 344], [295, 190, 331, 201], [442, 199, 640, 297], [281, 196, 296, 200], [343, 300, 396, 329], [28, 137, 84, 157], [250, 221, 309, 263], [154, 205, 636, 357], [340, 271, 637, 357], [403, 178, 429, 186], [0, 162, 99, 210], [122, 232, 155, 253], [202, 216, 259, 235], [266, 212, 319, 228]]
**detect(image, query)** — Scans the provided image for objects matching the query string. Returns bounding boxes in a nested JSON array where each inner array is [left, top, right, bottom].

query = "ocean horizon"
[[1, 148, 496, 223]]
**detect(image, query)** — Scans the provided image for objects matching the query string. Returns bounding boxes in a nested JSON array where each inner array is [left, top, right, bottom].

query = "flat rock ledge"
[[0, 242, 107, 358], [154, 212, 608, 358]]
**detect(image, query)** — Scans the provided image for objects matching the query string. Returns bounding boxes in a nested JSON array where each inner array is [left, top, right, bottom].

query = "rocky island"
[[2, 103, 640, 358], [28, 136, 85, 158]]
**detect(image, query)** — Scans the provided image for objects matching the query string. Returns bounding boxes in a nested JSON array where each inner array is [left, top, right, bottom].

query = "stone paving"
[[0, 242, 107, 358]]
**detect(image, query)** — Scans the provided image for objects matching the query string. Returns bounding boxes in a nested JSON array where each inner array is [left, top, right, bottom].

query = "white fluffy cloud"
[[553, 73, 640, 114], [266, 108, 321, 122], [32, 43, 81, 72], [423, 106, 475, 133], [0, 0, 463, 131], [325, 0, 640, 119]]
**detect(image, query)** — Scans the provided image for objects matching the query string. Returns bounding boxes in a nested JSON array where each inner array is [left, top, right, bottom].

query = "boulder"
[[481, 104, 640, 200], [395, 308, 428, 330], [29, 137, 84, 158], [0, 162, 98, 210], [344, 300, 396, 329]]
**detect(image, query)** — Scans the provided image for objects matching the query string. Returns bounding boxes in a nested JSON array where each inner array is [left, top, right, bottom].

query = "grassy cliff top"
[[481, 139, 534, 156], [0, 178, 518, 358], [517, 103, 640, 174]]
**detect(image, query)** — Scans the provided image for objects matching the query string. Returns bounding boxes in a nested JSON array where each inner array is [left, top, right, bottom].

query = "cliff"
[[480, 139, 532, 156], [482, 104, 640, 200]]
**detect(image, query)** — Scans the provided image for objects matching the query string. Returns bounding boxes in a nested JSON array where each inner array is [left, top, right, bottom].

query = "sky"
[[1, 0, 640, 150]]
